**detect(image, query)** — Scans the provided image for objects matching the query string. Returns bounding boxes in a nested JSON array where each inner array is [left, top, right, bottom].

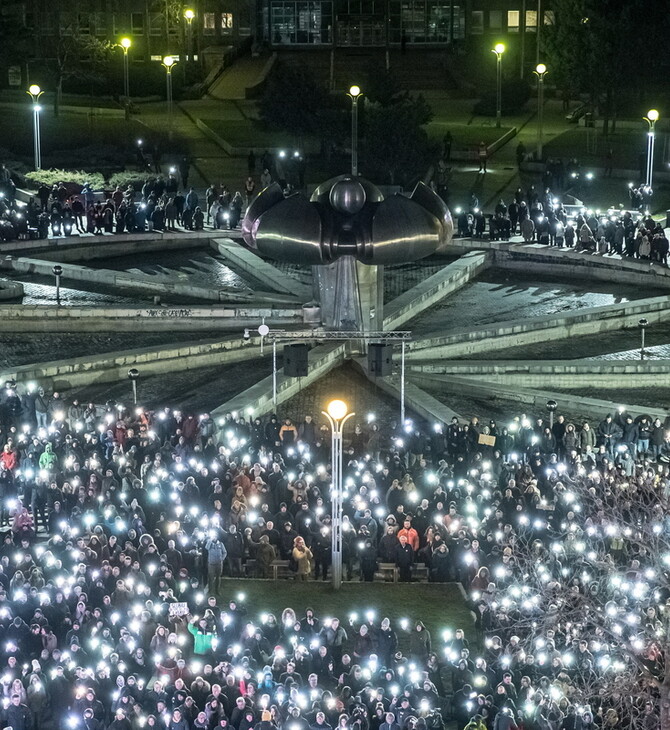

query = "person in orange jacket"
[[397, 518, 419, 552]]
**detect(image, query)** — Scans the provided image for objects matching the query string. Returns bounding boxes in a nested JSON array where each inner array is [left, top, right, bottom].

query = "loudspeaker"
[[368, 343, 393, 376], [283, 344, 309, 377]]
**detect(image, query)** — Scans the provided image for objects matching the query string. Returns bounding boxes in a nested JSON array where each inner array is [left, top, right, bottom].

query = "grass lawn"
[[215, 578, 476, 655], [544, 127, 649, 171], [0, 104, 145, 159], [427, 122, 514, 151], [202, 118, 318, 152]]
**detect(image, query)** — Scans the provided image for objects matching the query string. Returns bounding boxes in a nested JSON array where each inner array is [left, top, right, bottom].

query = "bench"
[[271, 559, 291, 580], [413, 564, 430, 581], [377, 563, 399, 582], [243, 559, 257, 577]]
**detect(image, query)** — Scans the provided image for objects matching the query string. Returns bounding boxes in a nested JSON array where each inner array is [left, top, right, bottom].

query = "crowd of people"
[[454, 185, 669, 263], [0, 378, 666, 730]]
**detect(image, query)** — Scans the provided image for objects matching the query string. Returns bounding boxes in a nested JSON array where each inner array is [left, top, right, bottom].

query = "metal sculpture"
[[242, 175, 453, 265]]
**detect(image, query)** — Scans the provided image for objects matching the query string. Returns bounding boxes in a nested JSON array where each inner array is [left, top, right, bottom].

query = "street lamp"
[[638, 317, 649, 360], [643, 109, 660, 191], [52, 265, 63, 305], [128, 368, 140, 405], [546, 398, 557, 430], [27, 85, 43, 171], [347, 85, 362, 177], [184, 9, 195, 62], [492, 44, 505, 129], [162, 56, 178, 134], [534, 63, 547, 160], [119, 38, 132, 120], [321, 399, 355, 590]]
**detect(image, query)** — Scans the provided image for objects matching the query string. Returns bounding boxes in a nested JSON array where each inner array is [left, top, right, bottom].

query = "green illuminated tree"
[[544, 0, 669, 133], [362, 92, 435, 187]]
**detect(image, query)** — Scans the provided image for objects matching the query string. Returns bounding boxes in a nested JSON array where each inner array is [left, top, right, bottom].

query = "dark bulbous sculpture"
[[241, 175, 453, 265]]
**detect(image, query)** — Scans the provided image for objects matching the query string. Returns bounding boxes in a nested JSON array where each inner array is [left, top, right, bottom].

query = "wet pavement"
[[419, 381, 597, 426], [549, 387, 670, 412], [68, 357, 274, 413], [91, 249, 252, 291], [0, 332, 224, 368], [12, 278, 148, 306], [280, 362, 416, 426], [469, 323, 670, 361], [409, 269, 665, 337], [383, 257, 459, 303]]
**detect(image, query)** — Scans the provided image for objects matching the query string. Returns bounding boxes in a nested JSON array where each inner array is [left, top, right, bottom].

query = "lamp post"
[[347, 85, 362, 176], [52, 265, 63, 305], [534, 63, 547, 160], [127, 368, 140, 405], [546, 398, 557, 430], [119, 37, 132, 120], [492, 44, 505, 129], [27, 85, 43, 171], [644, 109, 660, 192], [321, 399, 354, 590], [184, 9, 195, 62], [162, 56, 177, 134], [638, 317, 649, 360]]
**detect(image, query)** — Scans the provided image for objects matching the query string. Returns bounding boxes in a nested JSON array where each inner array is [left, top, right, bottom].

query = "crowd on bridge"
[[0, 380, 666, 730], [454, 185, 669, 264], [0, 176, 254, 243]]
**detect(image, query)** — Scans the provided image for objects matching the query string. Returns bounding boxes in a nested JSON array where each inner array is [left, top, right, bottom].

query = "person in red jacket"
[[0, 444, 17, 472], [397, 519, 419, 552]]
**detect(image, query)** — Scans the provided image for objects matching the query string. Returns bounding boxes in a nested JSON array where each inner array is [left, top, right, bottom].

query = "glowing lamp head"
[[535, 63, 547, 75], [349, 85, 361, 98], [493, 43, 505, 55], [184, 9, 195, 20], [163, 56, 175, 68], [327, 399, 348, 421], [647, 109, 660, 122], [120, 37, 131, 49], [28, 85, 41, 96]]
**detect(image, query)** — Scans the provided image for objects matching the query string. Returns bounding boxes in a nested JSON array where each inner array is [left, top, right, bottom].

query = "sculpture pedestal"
[[313, 257, 384, 346]]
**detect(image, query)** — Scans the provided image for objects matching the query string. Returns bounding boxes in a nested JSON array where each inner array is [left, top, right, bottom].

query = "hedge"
[[25, 169, 106, 190], [107, 172, 155, 191]]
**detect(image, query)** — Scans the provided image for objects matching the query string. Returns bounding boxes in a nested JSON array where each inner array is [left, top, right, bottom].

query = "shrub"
[[473, 79, 532, 117], [107, 172, 155, 191], [24, 169, 106, 191]]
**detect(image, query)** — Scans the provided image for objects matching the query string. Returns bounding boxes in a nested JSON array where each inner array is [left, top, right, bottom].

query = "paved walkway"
[[208, 55, 271, 100]]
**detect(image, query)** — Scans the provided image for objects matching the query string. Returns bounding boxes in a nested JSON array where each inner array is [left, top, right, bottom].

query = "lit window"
[[507, 10, 519, 31], [525, 9, 537, 30], [131, 13, 144, 35], [470, 10, 483, 33]]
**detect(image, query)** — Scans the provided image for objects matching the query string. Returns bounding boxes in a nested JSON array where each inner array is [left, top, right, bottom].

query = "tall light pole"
[[534, 63, 547, 160], [52, 265, 63, 305], [119, 37, 132, 120], [184, 9, 195, 62], [492, 44, 505, 129], [321, 399, 354, 590], [162, 56, 177, 135], [347, 85, 362, 176], [27, 85, 43, 171], [536, 0, 542, 65], [128, 368, 140, 405], [639, 318, 649, 360], [546, 399, 557, 430], [644, 109, 660, 192]]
